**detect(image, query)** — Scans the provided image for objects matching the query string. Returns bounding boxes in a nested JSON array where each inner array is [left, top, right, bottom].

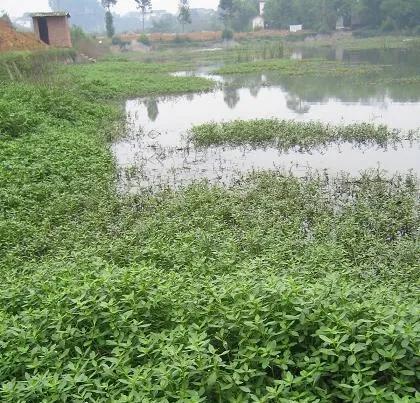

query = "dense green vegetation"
[[64, 60, 213, 99], [190, 119, 410, 149], [106, 39, 285, 66], [214, 58, 384, 76], [1, 39, 419, 401], [293, 35, 420, 50], [264, 0, 420, 33], [0, 49, 76, 81]]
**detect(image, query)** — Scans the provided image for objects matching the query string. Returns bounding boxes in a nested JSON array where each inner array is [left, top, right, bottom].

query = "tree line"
[[49, 0, 192, 37], [262, 0, 420, 32], [49, 0, 420, 36]]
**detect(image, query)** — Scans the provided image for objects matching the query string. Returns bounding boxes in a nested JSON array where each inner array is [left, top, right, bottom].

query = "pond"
[[113, 48, 420, 191]]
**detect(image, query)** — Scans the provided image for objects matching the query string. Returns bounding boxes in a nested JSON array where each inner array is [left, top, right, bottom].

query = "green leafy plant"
[[189, 119, 413, 149], [0, 39, 419, 403]]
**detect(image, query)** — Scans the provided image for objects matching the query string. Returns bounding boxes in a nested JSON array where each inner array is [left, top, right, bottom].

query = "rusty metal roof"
[[30, 12, 70, 18]]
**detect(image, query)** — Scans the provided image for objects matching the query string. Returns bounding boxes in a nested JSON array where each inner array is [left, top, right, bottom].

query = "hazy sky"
[[1, 0, 219, 18]]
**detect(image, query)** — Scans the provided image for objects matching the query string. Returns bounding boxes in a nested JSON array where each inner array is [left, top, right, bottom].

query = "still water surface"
[[113, 48, 420, 190]]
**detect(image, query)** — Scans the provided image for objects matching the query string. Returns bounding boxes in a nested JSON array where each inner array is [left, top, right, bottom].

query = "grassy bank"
[[0, 49, 77, 81], [189, 119, 412, 149], [291, 35, 420, 51], [1, 52, 419, 401], [214, 58, 384, 76]]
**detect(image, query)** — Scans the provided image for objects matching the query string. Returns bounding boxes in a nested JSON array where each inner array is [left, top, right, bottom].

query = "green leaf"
[[208, 372, 217, 387], [348, 355, 356, 366], [379, 362, 391, 371]]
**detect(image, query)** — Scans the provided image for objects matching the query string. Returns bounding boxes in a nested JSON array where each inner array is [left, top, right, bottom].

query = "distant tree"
[[151, 13, 178, 33], [0, 11, 12, 25], [49, 0, 104, 33], [178, 0, 192, 33], [219, 0, 234, 28], [105, 11, 115, 37], [102, 0, 117, 38], [134, 0, 152, 32], [232, 0, 259, 32], [263, 0, 420, 32]]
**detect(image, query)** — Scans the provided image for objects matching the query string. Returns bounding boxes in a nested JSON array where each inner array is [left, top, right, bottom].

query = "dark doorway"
[[38, 17, 49, 44]]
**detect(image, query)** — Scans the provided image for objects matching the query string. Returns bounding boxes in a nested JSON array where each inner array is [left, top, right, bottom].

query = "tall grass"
[[0, 49, 76, 81]]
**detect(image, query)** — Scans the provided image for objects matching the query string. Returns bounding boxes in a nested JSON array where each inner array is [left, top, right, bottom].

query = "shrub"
[[70, 25, 88, 45], [172, 34, 191, 44], [111, 36, 130, 51], [222, 28, 234, 41], [381, 17, 398, 32], [138, 33, 151, 46]]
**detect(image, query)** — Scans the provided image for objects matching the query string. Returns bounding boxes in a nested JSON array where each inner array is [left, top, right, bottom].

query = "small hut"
[[31, 12, 72, 48]]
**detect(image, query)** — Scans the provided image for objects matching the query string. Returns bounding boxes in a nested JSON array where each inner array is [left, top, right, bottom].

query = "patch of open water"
[[114, 50, 420, 191]]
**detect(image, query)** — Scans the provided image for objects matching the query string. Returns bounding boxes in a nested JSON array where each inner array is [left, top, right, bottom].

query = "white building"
[[336, 16, 345, 30], [252, 1, 265, 31], [289, 24, 303, 33]]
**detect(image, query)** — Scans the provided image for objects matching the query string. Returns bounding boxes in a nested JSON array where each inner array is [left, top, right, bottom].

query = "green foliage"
[[0, 50, 77, 82], [222, 28, 234, 41], [1, 157, 419, 400], [1, 38, 419, 403], [0, 83, 112, 139], [381, 17, 398, 33], [297, 35, 420, 50], [70, 25, 88, 44], [189, 119, 410, 149], [178, 0, 192, 32], [231, 0, 259, 32], [215, 57, 384, 76], [135, 0, 152, 31], [105, 11, 115, 38], [65, 60, 213, 99], [138, 33, 151, 46], [173, 34, 191, 44], [264, 0, 420, 32], [219, 0, 234, 27]]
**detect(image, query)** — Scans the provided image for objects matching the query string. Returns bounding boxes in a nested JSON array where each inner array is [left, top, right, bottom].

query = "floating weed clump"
[[189, 119, 411, 150], [214, 58, 385, 76]]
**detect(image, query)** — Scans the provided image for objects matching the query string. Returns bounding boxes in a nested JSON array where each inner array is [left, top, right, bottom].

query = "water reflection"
[[286, 95, 311, 114], [223, 86, 240, 109], [114, 47, 420, 190], [145, 98, 159, 122]]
